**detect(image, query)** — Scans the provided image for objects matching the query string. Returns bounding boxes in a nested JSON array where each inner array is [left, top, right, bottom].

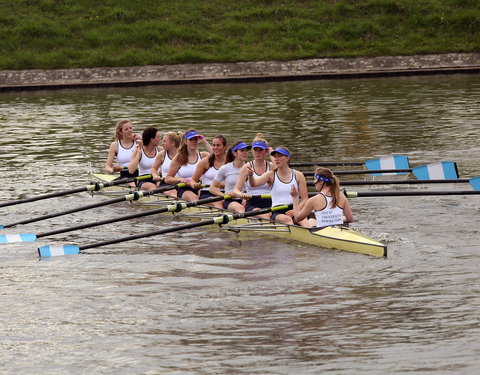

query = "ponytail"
[[315, 167, 340, 208]]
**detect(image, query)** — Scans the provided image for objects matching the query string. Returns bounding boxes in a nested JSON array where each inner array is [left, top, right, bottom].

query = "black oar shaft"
[[303, 168, 412, 176], [346, 190, 480, 197], [36, 195, 226, 238], [2, 183, 178, 229], [291, 161, 365, 167], [79, 205, 288, 251], [322, 179, 469, 186], [2, 195, 135, 229], [0, 176, 142, 208]]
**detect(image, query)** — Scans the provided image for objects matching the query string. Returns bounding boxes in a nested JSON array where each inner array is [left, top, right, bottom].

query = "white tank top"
[[161, 151, 174, 177], [177, 152, 201, 179], [117, 140, 135, 167], [138, 147, 158, 176], [314, 193, 344, 226], [245, 161, 271, 195], [201, 164, 218, 191], [270, 169, 298, 207]]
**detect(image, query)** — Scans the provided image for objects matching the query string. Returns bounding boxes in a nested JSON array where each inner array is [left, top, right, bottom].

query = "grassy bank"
[[1, 0, 479, 70]]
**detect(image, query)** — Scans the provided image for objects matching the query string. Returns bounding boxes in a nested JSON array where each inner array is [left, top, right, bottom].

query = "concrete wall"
[[1, 53, 479, 91]]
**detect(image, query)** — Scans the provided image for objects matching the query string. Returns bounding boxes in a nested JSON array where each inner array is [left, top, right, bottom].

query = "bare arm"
[[104, 141, 119, 174], [151, 150, 165, 181], [209, 179, 224, 197], [199, 136, 213, 155], [291, 186, 318, 222], [128, 144, 142, 174], [189, 157, 208, 189], [165, 158, 184, 184], [340, 196, 354, 223], [296, 170, 309, 202], [247, 169, 272, 187], [231, 164, 249, 198]]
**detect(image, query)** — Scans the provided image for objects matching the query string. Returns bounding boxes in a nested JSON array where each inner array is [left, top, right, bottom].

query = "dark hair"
[[226, 141, 244, 163], [208, 135, 227, 168], [315, 167, 341, 208], [142, 127, 158, 146]]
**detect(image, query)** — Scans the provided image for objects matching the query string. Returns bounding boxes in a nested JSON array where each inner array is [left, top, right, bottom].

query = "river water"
[[1, 74, 479, 374]]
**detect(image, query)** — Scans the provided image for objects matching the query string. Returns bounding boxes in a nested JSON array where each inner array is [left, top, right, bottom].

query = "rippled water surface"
[[1, 74, 480, 374]]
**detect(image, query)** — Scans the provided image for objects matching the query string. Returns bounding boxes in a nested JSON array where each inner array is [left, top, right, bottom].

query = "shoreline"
[[1, 52, 479, 92]]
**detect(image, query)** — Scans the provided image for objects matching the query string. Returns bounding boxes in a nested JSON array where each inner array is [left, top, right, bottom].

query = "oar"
[[292, 155, 409, 168], [0, 194, 272, 244], [343, 177, 480, 197], [302, 162, 459, 179], [38, 204, 291, 257], [308, 177, 477, 187], [0, 175, 152, 209], [345, 190, 480, 197], [0, 182, 183, 229]]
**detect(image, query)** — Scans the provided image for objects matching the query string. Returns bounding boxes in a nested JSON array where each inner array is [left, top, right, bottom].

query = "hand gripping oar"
[[0, 181, 182, 230], [38, 204, 291, 257], [343, 178, 480, 198], [292, 155, 409, 168], [303, 162, 458, 179], [0, 194, 272, 244], [0, 175, 152, 209]]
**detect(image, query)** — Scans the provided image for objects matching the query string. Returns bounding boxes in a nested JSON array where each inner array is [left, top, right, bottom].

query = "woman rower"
[[128, 127, 161, 190], [209, 141, 251, 213], [247, 147, 309, 227], [189, 135, 228, 208], [165, 128, 212, 201], [232, 133, 274, 219], [290, 167, 354, 228], [104, 119, 141, 185], [151, 131, 182, 197]]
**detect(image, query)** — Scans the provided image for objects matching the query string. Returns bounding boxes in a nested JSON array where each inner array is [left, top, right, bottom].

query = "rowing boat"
[[90, 173, 387, 257]]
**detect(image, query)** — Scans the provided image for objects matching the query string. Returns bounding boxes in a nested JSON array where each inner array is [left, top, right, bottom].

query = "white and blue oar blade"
[[38, 245, 80, 257], [0, 233, 37, 244], [470, 176, 480, 191], [365, 155, 410, 175], [412, 162, 459, 180]]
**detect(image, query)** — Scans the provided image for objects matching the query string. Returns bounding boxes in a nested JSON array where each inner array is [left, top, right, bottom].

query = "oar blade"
[[38, 245, 80, 257], [470, 176, 480, 191], [412, 162, 459, 180], [365, 155, 410, 175], [0, 233, 37, 244]]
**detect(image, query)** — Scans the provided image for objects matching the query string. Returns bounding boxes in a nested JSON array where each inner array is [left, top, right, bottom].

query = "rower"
[[290, 167, 354, 228], [165, 128, 212, 201], [247, 147, 310, 227], [209, 141, 251, 213], [151, 131, 182, 197], [232, 133, 274, 219], [104, 119, 142, 186], [128, 127, 161, 190], [190, 135, 228, 208]]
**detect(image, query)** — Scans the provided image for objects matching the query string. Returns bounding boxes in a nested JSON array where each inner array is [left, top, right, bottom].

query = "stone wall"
[[1, 53, 479, 91]]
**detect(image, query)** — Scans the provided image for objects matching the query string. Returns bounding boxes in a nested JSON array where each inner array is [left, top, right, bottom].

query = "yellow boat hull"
[[90, 173, 387, 257]]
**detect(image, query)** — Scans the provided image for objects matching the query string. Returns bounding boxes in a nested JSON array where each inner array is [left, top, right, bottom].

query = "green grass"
[[1, 0, 479, 70]]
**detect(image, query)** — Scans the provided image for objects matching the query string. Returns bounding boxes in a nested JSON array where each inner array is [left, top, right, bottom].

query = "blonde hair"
[[164, 131, 182, 148], [252, 132, 267, 144], [114, 120, 132, 141]]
